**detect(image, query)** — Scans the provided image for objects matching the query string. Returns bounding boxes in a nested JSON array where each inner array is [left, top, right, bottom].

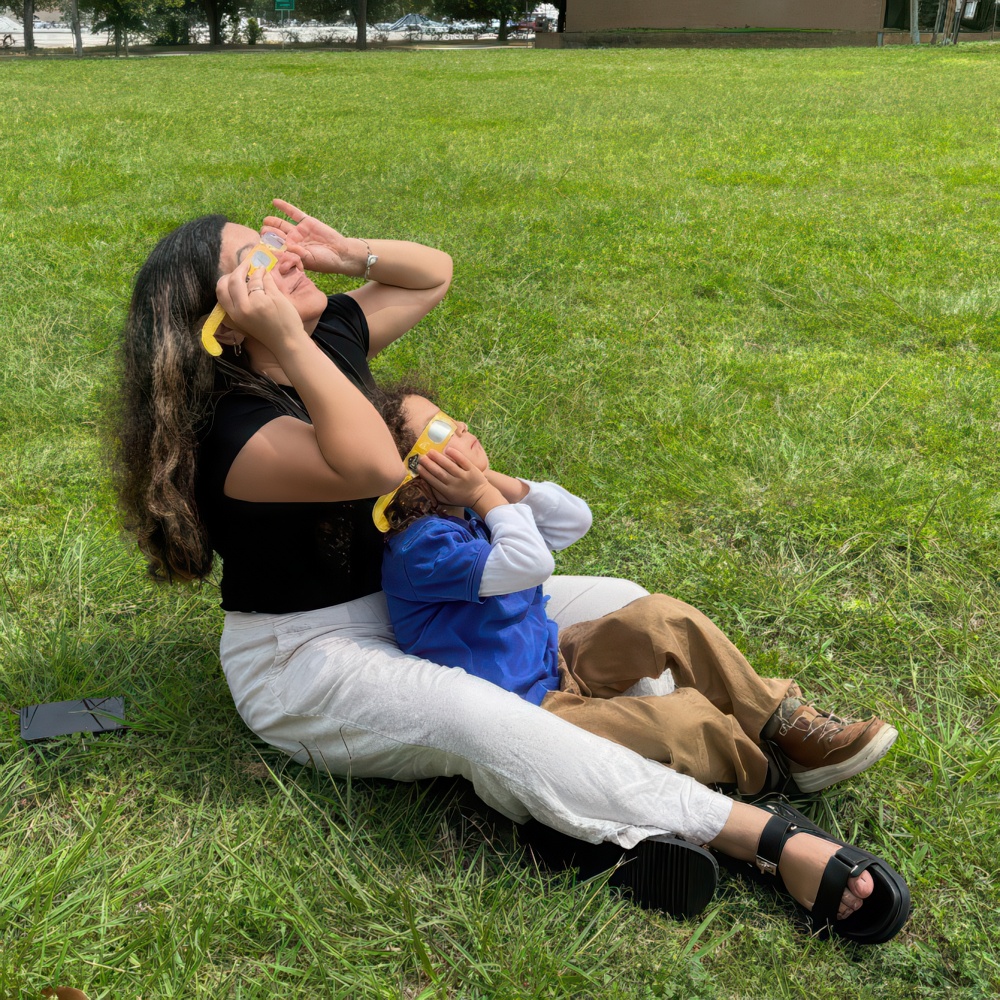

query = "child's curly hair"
[[374, 379, 444, 534]]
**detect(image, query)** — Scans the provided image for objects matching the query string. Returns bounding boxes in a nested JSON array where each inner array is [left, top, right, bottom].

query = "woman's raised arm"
[[216, 259, 406, 504], [262, 199, 452, 358]]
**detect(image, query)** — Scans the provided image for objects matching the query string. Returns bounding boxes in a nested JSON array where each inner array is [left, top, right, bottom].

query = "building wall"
[[567, 0, 888, 32]]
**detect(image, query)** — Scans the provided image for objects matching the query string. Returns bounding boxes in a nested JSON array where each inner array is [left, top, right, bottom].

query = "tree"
[[141, 0, 201, 44], [198, 0, 239, 44], [351, 0, 366, 48], [83, 0, 149, 52], [68, 0, 83, 54], [345, 0, 405, 50], [22, 0, 34, 53], [432, 0, 518, 40]]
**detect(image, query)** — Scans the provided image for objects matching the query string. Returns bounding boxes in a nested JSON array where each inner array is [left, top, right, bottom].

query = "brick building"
[[537, 0, 998, 47]]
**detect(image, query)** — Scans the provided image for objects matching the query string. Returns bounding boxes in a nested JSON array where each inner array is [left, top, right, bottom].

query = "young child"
[[376, 391, 897, 795]]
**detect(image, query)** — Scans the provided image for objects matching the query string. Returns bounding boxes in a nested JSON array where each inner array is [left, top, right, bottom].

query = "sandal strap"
[[812, 846, 873, 922], [755, 815, 795, 875]]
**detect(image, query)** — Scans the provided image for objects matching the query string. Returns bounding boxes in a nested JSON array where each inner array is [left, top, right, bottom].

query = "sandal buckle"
[[755, 854, 778, 876]]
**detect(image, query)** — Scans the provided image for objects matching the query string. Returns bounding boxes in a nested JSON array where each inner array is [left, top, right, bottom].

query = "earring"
[[233, 341, 243, 357]]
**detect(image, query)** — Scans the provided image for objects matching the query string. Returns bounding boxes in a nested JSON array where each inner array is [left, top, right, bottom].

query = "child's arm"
[[416, 452, 557, 598], [478, 505, 555, 598], [484, 471, 592, 552]]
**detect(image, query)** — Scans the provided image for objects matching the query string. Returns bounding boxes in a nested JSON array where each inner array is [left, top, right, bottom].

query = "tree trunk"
[[22, 0, 34, 54], [556, 0, 566, 31], [355, 0, 367, 50], [114, 23, 121, 55], [202, 0, 223, 44], [498, 14, 509, 40], [911, 0, 921, 40], [70, 0, 82, 56]]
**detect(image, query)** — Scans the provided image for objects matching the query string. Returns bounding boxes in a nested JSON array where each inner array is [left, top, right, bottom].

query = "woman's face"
[[218, 223, 328, 327]]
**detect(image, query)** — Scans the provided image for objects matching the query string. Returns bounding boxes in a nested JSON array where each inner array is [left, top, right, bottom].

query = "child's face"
[[403, 395, 490, 472]]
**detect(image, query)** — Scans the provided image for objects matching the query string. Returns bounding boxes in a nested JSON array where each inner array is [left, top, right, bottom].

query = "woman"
[[114, 200, 909, 942]]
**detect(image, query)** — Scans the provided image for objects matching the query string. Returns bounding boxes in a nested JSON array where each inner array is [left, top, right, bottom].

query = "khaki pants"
[[541, 594, 793, 793]]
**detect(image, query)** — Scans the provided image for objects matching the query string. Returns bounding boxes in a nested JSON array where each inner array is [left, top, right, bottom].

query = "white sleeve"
[[479, 504, 556, 598], [515, 479, 592, 552]]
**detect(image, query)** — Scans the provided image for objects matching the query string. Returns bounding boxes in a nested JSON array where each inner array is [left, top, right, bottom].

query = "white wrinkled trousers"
[[220, 576, 733, 848]]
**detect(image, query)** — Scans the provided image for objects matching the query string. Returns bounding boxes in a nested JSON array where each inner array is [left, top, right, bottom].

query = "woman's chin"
[[296, 287, 330, 326]]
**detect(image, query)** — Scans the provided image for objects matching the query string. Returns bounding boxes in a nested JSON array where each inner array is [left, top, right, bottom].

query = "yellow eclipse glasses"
[[372, 412, 458, 532], [200, 231, 286, 356]]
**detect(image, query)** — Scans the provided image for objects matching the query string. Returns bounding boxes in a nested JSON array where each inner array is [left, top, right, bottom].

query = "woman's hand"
[[417, 449, 506, 517], [261, 199, 365, 277], [215, 256, 307, 353]]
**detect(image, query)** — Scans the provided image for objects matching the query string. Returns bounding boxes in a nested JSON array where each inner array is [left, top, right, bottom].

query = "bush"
[[246, 16, 263, 43]]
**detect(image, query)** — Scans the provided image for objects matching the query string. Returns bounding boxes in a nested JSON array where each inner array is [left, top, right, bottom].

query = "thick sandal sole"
[[753, 795, 911, 943], [717, 795, 911, 944], [519, 821, 719, 919]]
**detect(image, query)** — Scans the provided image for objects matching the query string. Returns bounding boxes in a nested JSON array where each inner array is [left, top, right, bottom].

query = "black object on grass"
[[19, 697, 126, 742]]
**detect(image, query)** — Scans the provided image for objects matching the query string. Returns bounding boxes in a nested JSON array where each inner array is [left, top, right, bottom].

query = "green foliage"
[[87, 0, 149, 48], [2, 45, 1000, 997], [142, 0, 200, 44], [431, 0, 518, 28], [245, 13, 261, 40]]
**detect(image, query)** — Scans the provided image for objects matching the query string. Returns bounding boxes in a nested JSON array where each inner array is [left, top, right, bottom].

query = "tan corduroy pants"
[[541, 594, 794, 793]]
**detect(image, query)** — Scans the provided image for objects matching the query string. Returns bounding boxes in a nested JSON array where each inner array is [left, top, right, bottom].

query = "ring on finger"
[[249, 287, 266, 295]]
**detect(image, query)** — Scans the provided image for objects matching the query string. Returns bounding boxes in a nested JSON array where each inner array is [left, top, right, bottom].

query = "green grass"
[[2, 43, 999, 997]]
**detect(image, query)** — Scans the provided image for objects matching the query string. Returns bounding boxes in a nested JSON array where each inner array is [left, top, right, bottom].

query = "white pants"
[[220, 576, 733, 848]]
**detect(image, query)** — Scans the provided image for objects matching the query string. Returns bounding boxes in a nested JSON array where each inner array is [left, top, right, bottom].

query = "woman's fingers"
[[216, 257, 285, 323], [215, 256, 254, 313], [272, 198, 306, 221]]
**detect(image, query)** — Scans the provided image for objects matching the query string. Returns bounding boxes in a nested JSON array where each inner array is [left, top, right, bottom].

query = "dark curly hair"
[[373, 379, 444, 534]]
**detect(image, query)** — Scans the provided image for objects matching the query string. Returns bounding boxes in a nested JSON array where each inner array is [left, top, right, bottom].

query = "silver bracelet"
[[359, 238, 378, 281]]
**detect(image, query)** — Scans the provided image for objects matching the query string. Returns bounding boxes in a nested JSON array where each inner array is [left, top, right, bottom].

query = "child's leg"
[[541, 686, 769, 792], [557, 593, 793, 742]]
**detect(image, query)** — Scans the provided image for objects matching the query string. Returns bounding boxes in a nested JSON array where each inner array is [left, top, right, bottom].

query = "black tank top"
[[196, 294, 385, 613]]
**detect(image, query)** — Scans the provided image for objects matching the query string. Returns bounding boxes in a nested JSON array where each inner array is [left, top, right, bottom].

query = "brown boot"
[[763, 701, 898, 793]]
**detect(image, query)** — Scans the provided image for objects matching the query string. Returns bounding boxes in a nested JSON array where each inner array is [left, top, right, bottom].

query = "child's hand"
[[417, 449, 506, 515]]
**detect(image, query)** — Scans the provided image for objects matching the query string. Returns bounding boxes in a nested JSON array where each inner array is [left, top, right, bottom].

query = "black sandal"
[[519, 820, 719, 919], [716, 795, 911, 944]]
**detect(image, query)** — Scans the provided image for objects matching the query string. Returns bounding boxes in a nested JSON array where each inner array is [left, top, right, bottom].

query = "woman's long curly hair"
[[112, 215, 304, 582]]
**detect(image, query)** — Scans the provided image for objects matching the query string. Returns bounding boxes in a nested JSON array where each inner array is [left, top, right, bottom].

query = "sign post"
[[274, 0, 293, 33]]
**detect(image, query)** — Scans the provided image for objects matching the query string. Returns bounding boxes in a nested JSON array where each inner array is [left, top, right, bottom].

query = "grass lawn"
[[2, 43, 999, 998]]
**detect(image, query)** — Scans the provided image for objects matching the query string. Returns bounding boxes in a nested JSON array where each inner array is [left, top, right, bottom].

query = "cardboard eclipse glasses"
[[372, 413, 458, 532], [200, 231, 286, 356]]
